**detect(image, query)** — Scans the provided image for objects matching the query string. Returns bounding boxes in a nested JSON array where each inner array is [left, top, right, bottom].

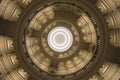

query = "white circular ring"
[[47, 27, 73, 52]]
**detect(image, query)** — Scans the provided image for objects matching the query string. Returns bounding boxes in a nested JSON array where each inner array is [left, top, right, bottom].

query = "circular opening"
[[47, 27, 73, 52]]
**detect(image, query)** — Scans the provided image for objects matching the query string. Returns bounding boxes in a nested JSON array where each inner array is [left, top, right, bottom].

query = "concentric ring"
[[47, 27, 73, 52]]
